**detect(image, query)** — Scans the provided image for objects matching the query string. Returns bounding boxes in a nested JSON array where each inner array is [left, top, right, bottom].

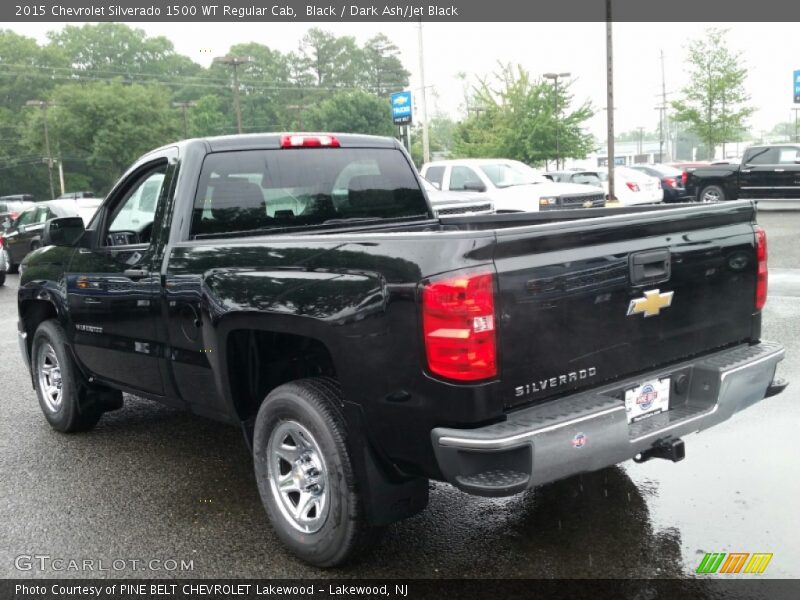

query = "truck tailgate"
[[493, 202, 760, 409]]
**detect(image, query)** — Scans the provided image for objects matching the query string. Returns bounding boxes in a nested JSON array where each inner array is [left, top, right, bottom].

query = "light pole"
[[172, 101, 196, 139], [605, 0, 616, 201], [417, 20, 430, 165], [213, 56, 253, 134], [26, 100, 56, 198], [543, 72, 571, 170]]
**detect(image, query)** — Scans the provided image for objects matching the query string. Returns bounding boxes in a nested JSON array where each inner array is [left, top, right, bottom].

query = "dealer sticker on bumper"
[[625, 377, 670, 423]]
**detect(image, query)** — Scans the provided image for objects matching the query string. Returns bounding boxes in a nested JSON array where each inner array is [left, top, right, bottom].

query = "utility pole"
[[636, 126, 644, 156], [26, 100, 56, 199], [655, 105, 665, 161], [544, 72, 571, 170], [57, 158, 65, 196], [417, 20, 430, 165], [792, 108, 799, 142], [172, 101, 196, 139], [605, 0, 616, 201], [660, 50, 668, 161], [287, 105, 307, 130], [214, 56, 253, 134]]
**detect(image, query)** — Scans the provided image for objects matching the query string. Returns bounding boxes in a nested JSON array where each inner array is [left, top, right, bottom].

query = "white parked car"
[[421, 159, 605, 212], [583, 167, 663, 206]]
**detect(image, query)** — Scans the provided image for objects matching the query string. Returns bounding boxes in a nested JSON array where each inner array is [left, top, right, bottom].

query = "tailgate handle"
[[630, 249, 671, 284]]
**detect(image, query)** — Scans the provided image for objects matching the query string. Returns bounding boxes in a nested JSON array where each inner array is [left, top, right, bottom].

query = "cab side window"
[[449, 166, 482, 191], [424, 166, 445, 188], [16, 208, 37, 226], [104, 165, 167, 246], [745, 147, 779, 165]]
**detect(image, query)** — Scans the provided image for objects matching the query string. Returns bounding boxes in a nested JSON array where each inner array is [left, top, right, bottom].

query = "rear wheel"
[[0, 270, 5, 286], [699, 184, 725, 203], [253, 377, 378, 567], [32, 320, 103, 432]]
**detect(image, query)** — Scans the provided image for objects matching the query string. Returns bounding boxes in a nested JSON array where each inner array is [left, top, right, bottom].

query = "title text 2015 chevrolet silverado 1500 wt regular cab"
[[687, 143, 800, 202], [17, 133, 787, 567]]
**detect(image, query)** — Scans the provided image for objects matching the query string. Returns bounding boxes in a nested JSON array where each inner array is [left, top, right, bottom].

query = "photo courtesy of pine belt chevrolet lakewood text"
[[16, 133, 787, 566]]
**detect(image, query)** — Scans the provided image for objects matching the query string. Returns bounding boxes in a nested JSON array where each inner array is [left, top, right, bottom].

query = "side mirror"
[[41, 216, 85, 247], [464, 181, 487, 193]]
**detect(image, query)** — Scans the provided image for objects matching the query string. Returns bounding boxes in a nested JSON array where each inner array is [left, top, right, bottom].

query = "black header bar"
[[3, 0, 799, 22]]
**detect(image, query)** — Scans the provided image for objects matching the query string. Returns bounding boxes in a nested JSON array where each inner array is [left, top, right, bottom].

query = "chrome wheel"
[[36, 342, 63, 412], [701, 187, 722, 203], [267, 420, 329, 534]]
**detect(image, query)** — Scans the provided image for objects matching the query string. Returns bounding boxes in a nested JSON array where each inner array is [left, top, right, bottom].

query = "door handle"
[[123, 268, 150, 280], [630, 249, 671, 284], [774, 168, 785, 172]]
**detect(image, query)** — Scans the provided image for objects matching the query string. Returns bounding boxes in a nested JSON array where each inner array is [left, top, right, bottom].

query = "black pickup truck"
[[17, 133, 786, 567], [687, 143, 800, 202]]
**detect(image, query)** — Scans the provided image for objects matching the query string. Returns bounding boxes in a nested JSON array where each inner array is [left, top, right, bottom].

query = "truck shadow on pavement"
[[10, 393, 706, 583]]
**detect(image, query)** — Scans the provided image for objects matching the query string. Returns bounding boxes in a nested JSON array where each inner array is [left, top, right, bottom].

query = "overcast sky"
[[10, 21, 800, 139]]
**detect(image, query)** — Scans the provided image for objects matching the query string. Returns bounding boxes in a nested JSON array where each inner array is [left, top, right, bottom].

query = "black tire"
[[31, 320, 103, 433], [698, 184, 725, 203], [253, 377, 377, 567], [0, 271, 5, 286]]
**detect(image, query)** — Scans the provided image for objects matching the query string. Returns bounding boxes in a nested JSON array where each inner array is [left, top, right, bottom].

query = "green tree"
[[361, 34, 410, 95], [615, 128, 658, 143], [299, 28, 364, 87], [32, 81, 180, 194], [46, 23, 189, 77], [304, 90, 394, 136], [453, 64, 594, 166], [410, 114, 458, 166], [188, 95, 228, 137], [671, 28, 753, 157]]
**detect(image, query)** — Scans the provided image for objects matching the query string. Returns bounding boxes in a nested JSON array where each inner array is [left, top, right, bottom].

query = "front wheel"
[[699, 184, 725, 203], [253, 378, 378, 567], [32, 320, 103, 432]]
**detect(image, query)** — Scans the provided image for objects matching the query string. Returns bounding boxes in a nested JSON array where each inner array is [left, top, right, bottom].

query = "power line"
[[0, 62, 401, 93]]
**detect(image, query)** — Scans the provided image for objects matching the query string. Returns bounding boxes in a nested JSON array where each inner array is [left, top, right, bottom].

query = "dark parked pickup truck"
[[687, 144, 800, 202], [17, 133, 786, 567]]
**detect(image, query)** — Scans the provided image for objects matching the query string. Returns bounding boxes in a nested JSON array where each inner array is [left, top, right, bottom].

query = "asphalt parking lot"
[[0, 209, 798, 580]]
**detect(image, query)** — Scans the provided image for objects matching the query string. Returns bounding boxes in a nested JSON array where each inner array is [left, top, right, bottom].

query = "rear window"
[[191, 148, 428, 237]]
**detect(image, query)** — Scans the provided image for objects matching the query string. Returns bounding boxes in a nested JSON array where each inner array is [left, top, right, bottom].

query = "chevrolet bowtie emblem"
[[627, 289, 674, 318]]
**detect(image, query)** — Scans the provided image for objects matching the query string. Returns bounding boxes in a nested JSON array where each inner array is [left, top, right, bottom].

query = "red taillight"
[[681, 171, 688, 186], [280, 134, 340, 148], [755, 226, 768, 310], [422, 271, 497, 381], [664, 177, 677, 188], [626, 182, 640, 192], [0, 234, 4, 248]]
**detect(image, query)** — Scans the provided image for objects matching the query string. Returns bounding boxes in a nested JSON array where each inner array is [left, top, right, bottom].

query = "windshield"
[[479, 163, 545, 188]]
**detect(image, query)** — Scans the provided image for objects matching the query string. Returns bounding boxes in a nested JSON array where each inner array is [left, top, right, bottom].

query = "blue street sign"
[[794, 70, 800, 104], [391, 91, 413, 125]]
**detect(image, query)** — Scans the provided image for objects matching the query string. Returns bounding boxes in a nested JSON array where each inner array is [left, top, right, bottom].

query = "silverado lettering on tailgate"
[[515, 367, 597, 397]]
